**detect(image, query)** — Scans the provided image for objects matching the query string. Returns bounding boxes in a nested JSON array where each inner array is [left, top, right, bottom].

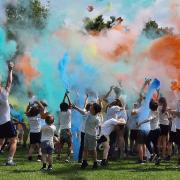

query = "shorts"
[[130, 129, 139, 142], [97, 135, 109, 144], [60, 129, 72, 145], [169, 131, 176, 143], [176, 129, 180, 145], [30, 132, 41, 144], [160, 124, 169, 136], [41, 140, 54, 155], [0, 121, 17, 139], [84, 134, 97, 151], [137, 130, 149, 144]]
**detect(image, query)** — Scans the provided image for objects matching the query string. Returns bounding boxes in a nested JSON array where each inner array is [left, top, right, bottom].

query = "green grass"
[[0, 148, 180, 180]]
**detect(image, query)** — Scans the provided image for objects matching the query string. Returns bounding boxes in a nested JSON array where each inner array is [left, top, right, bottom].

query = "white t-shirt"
[[106, 106, 121, 120], [159, 112, 169, 126], [59, 109, 71, 130], [81, 109, 87, 133], [101, 118, 119, 136], [41, 124, 56, 142], [116, 109, 127, 122], [171, 117, 176, 132], [0, 89, 10, 125], [176, 100, 180, 129], [127, 109, 139, 130], [28, 114, 41, 133], [148, 111, 159, 130], [84, 112, 100, 136]]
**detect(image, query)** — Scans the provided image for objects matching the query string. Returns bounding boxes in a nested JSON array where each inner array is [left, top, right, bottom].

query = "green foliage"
[[143, 20, 173, 39], [84, 15, 116, 32], [6, 0, 49, 30]]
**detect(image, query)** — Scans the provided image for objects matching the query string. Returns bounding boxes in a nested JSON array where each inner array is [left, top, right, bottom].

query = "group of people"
[[0, 62, 180, 172]]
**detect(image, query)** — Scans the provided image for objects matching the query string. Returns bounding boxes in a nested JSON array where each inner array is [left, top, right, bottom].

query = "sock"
[[7, 156, 13, 162], [43, 163, 46, 168]]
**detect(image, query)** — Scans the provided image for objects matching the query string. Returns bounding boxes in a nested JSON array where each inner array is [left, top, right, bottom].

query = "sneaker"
[[164, 156, 170, 161], [92, 161, 98, 169], [47, 167, 53, 171], [137, 160, 145, 165], [37, 155, 42, 162], [40, 167, 46, 172], [6, 161, 16, 166], [81, 160, 88, 169], [28, 156, 32, 161], [101, 159, 108, 166]]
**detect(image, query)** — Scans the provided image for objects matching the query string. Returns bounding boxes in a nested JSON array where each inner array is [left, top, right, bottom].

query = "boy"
[[98, 117, 126, 166], [0, 62, 17, 166], [57, 91, 72, 162], [41, 114, 56, 171], [73, 103, 101, 169]]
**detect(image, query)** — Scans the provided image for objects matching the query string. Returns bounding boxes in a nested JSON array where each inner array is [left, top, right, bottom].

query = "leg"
[[0, 138, 5, 150], [8, 137, 17, 160], [78, 132, 85, 162]]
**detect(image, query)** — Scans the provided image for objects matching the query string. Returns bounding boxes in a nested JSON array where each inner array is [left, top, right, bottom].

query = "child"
[[137, 100, 161, 165], [158, 97, 170, 159], [40, 114, 56, 171], [73, 103, 101, 169], [98, 117, 126, 166], [78, 94, 91, 163], [26, 101, 45, 161], [0, 62, 17, 166], [57, 91, 72, 162]]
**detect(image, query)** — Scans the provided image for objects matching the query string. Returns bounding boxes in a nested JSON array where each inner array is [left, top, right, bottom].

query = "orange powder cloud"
[[148, 35, 180, 80], [15, 54, 40, 84]]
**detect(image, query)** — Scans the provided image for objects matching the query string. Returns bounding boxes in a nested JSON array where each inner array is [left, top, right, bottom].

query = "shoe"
[[81, 160, 88, 169], [37, 155, 42, 162], [28, 156, 32, 161], [92, 161, 98, 169], [6, 161, 16, 166], [137, 160, 144, 164], [40, 167, 46, 172], [164, 156, 170, 161], [47, 167, 53, 171], [101, 159, 108, 166]]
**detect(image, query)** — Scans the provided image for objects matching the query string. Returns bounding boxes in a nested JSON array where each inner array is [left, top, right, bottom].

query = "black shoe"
[[137, 160, 145, 164], [164, 156, 170, 161], [81, 160, 88, 169], [28, 156, 32, 161], [101, 159, 108, 166], [92, 161, 98, 169]]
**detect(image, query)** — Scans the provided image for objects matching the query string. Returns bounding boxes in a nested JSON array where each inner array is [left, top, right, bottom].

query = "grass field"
[[0, 148, 180, 180]]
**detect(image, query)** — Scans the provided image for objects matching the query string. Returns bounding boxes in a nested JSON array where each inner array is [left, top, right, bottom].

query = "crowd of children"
[[0, 62, 180, 171]]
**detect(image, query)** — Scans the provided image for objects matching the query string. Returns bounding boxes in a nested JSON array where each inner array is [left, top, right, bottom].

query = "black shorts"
[[176, 129, 180, 145], [148, 129, 161, 142], [97, 135, 108, 144], [160, 124, 169, 136], [0, 121, 17, 139], [137, 130, 149, 144], [169, 131, 176, 143], [130, 129, 139, 141], [30, 132, 41, 144]]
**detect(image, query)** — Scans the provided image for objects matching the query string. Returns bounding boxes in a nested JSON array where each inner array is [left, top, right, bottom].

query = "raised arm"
[[84, 94, 89, 109], [103, 86, 114, 101], [5, 62, 14, 94], [72, 104, 87, 115]]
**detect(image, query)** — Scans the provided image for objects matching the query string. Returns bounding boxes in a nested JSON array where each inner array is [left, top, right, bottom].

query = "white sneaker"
[[6, 161, 16, 166]]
